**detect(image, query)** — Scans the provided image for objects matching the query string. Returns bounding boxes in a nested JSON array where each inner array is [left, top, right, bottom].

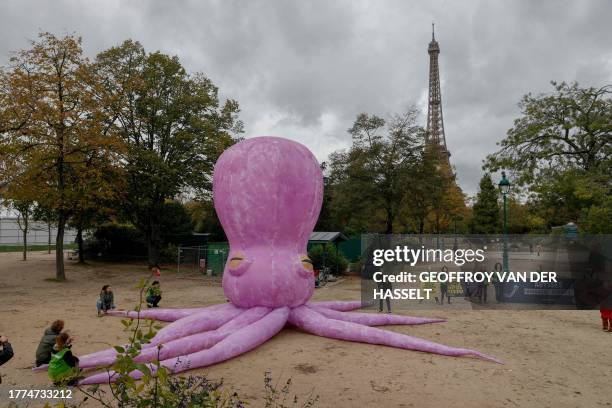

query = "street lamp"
[[498, 172, 511, 233], [498, 171, 511, 274]]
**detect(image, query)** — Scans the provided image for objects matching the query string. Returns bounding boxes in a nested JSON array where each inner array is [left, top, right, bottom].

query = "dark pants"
[[440, 284, 450, 304], [377, 281, 392, 312], [147, 295, 161, 307]]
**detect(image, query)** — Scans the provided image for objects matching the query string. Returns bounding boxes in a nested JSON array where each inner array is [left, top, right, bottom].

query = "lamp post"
[[498, 172, 511, 273]]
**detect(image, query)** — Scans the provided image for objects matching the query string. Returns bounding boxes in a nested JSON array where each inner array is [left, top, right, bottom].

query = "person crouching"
[[48, 333, 80, 386], [146, 280, 162, 308]]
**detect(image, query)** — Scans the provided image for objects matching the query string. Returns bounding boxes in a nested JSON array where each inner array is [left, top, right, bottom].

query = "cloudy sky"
[[1, 0, 611, 195]]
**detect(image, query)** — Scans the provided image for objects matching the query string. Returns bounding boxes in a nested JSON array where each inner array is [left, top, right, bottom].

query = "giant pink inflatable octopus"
[[48, 137, 499, 384]]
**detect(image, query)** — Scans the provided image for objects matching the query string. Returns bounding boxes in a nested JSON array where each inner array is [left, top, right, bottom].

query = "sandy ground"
[[0, 251, 610, 408]]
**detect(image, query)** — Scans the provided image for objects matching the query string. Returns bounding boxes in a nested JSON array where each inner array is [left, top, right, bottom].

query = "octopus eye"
[[301, 257, 314, 271], [229, 252, 245, 270]]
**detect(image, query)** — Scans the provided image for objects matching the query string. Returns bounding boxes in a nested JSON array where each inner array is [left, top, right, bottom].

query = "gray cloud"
[[1, 0, 610, 195]]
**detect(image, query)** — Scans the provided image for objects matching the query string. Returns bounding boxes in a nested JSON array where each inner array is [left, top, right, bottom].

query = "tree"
[[314, 162, 340, 232], [485, 81, 611, 184], [4, 199, 34, 260], [159, 200, 194, 243], [0, 33, 122, 280], [406, 145, 466, 234], [398, 145, 446, 233], [32, 204, 55, 254], [485, 81, 611, 233], [329, 110, 424, 234], [469, 174, 500, 234], [94, 41, 242, 264], [68, 147, 126, 263], [185, 200, 225, 240]]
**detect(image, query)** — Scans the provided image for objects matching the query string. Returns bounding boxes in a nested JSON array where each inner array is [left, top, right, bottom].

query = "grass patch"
[[0, 243, 77, 253]]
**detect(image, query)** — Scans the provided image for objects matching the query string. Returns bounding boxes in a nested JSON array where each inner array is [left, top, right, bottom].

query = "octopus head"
[[213, 136, 323, 308]]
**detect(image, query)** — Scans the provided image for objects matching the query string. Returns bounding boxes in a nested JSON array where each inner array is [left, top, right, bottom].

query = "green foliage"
[[326, 108, 465, 235], [484, 81, 611, 234], [469, 174, 500, 234], [580, 196, 612, 234], [0, 32, 125, 280], [328, 109, 425, 234], [308, 243, 349, 274], [520, 167, 610, 233], [89, 201, 196, 259], [485, 81, 611, 185], [160, 201, 196, 243], [89, 222, 147, 258], [94, 40, 242, 265]]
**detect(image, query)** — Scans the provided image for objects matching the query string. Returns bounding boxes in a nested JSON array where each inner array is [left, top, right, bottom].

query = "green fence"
[[207, 242, 229, 275], [185, 238, 362, 276]]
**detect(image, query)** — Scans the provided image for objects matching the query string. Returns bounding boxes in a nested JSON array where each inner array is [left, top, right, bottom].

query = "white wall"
[[0, 217, 78, 245]]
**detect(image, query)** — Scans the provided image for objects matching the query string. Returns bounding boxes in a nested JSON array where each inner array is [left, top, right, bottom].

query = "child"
[[48, 333, 80, 386], [146, 280, 162, 308], [35, 320, 64, 366], [96, 285, 116, 316]]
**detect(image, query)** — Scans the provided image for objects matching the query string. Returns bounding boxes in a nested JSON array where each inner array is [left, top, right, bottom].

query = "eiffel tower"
[[426, 23, 451, 165]]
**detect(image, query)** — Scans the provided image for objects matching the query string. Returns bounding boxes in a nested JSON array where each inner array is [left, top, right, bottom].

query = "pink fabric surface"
[[310, 305, 445, 326], [214, 137, 323, 308], [289, 306, 502, 364]]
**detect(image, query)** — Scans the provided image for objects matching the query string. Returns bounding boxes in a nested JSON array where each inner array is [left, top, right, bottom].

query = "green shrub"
[[88, 222, 147, 258], [308, 244, 349, 275]]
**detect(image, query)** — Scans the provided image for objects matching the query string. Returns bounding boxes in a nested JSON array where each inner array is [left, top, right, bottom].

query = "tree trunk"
[[56, 213, 66, 281], [146, 217, 161, 266], [419, 217, 425, 234], [22, 222, 28, 261], [147, 233, 160, 266], [385, 207, 394, 234], [48, 222, 51, 254], [77, 225, 84, 263]]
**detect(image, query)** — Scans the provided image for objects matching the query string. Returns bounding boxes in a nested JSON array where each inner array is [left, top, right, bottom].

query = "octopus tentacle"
[[105, 304, 229, 322], [76, 307, 271, 369], [80, 307, 290, 384], [33, 304, 242, 372], [310, 305, 445, 326], [307, 300, 363, 311], [144, 303, 242, 347], [289, 306, 502, 364]]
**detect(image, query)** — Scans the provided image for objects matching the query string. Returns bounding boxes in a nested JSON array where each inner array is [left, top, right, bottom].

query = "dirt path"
[[0, 252, 610, 407]]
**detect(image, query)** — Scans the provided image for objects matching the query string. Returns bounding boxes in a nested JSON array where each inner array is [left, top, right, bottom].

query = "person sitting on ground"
[[48, 332, 80, 386], [96, 285, 116, 316], [0, 335, 14, 384], [146, 280, 162, 308], [35, 319, 64, 366]]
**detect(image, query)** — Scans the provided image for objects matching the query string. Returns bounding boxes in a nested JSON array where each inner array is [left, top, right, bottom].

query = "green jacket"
[[35, 328, 60, 366], [48, 348, 78, 383], [146, 285, 162, 298]]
